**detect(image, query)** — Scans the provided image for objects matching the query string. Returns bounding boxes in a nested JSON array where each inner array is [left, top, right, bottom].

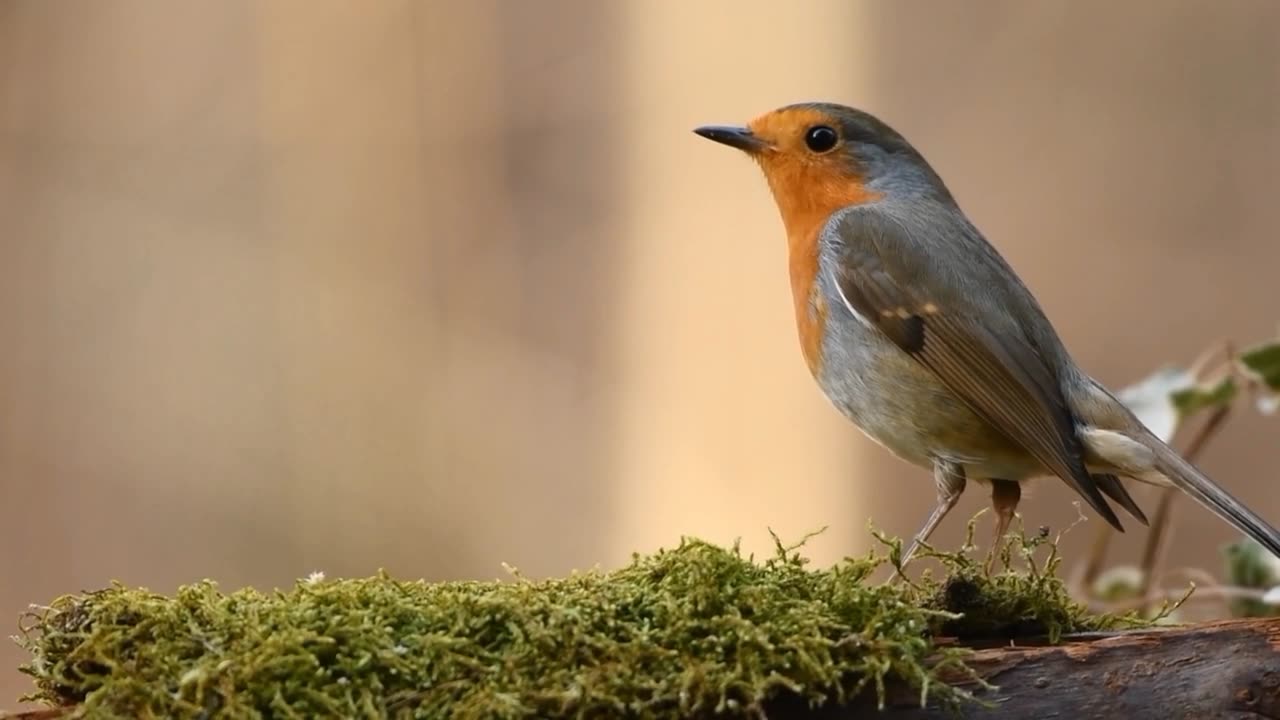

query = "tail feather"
[[1092, 473, 1149, 526], [1150, 439, 1280, 558], [1075, 379, 1275, 552]]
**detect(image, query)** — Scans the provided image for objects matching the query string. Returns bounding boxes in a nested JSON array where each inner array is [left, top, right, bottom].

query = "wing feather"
[[827, 208, 1134, 530]]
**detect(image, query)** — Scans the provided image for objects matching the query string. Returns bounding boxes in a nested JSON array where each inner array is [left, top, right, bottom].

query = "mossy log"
[[769, 617, 1280, 719], [7, 533, 1269, 719], [8, 618, 1279, 719]]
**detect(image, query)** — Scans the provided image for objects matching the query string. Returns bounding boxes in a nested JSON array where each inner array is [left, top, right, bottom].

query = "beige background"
[[2, 0, 1278, 708]]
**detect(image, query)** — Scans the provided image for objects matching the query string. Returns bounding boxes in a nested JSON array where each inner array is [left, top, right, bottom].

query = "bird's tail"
[[1147, 433, 1280, 558]]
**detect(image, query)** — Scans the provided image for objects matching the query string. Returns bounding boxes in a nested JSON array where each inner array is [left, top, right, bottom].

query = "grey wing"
[[825, 207, 1139, 531]]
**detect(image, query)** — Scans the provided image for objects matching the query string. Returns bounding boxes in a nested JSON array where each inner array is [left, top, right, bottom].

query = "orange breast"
[[770, 169, 882, 379], [788, 224, 828, 377]]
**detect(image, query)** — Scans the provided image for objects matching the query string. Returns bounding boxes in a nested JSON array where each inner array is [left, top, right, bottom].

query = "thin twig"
[[1074, 515, 1116, 597], [1136, 403, 1232, 612], [1159, 566, 1235, 616], [1107, 584, 1267, 614], [1187, 340, 1231, 379], [1164, 566, 1229, 590]]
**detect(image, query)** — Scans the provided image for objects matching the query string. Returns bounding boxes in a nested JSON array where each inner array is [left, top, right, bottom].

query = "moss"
[[901, 517, 1151, 644], [14, 522, 1146, 719]]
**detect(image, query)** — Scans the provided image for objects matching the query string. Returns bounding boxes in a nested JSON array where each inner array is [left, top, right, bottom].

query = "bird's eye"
[[804, 125, 839, 153]]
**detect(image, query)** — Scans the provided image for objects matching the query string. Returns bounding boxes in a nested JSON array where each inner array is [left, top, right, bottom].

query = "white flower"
[[1116, 367, 1197, 442], [1256, 393, 1279, 416]]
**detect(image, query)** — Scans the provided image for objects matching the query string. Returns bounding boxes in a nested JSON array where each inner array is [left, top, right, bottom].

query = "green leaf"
[[1223, 538, 1279, 588], [1240, 339, 1280, 391], [1223, 539, 1280, 618], [1116, 367, 1197, 443], [1170, 375, 1238, 417]]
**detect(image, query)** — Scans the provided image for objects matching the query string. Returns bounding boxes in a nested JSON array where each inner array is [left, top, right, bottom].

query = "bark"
[[767, 617, 1280, 719]]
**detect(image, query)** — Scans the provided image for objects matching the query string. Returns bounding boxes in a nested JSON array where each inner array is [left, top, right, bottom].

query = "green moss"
[[14, 522, 1145, 719], [913, 519, 1145, 644]]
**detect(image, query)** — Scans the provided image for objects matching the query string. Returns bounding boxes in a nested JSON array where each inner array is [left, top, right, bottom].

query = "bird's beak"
[[693, 125, 769, 154]]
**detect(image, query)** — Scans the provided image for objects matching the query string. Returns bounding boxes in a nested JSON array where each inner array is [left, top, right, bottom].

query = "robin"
[[694, 101, 1280, 569]]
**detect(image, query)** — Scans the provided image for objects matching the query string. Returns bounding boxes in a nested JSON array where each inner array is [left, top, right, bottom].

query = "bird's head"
[[694, 102, 950, 223]]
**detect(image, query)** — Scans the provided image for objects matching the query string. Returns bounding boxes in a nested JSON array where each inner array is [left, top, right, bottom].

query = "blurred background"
[[2, 0, 1279, 706]]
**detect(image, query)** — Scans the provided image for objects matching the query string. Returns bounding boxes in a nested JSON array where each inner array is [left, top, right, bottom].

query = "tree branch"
[[766, 617, 1280, 719]]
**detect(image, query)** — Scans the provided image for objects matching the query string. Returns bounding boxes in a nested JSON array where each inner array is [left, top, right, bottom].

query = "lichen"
[[13, 520, 1144, 719]]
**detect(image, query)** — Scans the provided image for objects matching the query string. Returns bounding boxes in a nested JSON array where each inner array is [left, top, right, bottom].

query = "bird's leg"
[[985, 479, 1021, 575], [895, 460, 966, 576]]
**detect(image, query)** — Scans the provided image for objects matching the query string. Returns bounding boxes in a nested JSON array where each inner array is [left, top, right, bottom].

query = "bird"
[[693, 101, 1280, 570]]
